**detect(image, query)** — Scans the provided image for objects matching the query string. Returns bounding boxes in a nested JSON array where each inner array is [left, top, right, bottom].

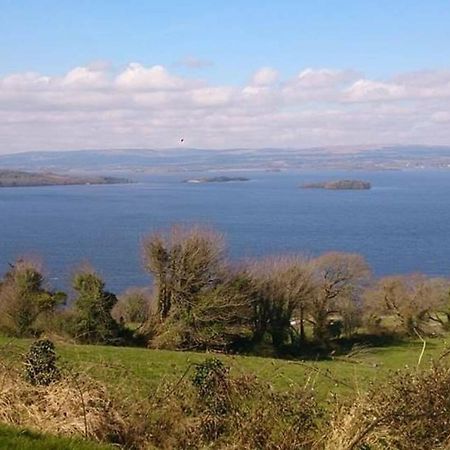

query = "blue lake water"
[[0, 169, 449, 293]]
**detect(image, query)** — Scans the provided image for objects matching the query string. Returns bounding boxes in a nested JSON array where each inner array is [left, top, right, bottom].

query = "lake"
[[0, 169, 449, 293]]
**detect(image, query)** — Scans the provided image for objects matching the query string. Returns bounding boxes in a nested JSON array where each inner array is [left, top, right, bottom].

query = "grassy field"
[[0, 423, 113, 450], [1, 335, 450, 449], [1, 334, 449, 401]]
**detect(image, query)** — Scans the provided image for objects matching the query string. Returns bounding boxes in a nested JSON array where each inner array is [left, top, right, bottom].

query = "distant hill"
[[1, 145, 450, 173], [0, 170, 129, 188]]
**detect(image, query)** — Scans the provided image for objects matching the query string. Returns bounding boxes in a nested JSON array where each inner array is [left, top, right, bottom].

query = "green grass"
[[1, 335, 449, 449], [0, 423, 113, 450], [1, 334, 449, 401]]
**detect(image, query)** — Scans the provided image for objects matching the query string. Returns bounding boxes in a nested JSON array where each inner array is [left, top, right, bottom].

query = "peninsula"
[[301, 179, 371, 190], [0, 170, 129, 188]]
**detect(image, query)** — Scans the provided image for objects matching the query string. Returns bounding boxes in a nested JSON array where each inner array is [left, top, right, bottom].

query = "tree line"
[[1, 225, 449, 355]]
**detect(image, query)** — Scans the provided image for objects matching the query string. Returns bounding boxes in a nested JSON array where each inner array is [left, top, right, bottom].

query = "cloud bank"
[[1, 63, 450, 153]]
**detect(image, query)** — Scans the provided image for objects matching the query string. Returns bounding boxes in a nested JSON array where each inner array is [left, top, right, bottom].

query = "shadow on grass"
[[232, 332, 412, 361]]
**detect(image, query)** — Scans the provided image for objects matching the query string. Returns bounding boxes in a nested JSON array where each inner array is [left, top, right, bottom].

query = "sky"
[[1, 0, 450, 153]]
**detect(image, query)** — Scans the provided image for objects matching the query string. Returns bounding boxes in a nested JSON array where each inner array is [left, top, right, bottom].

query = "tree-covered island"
[[301, 179, 371, 190]]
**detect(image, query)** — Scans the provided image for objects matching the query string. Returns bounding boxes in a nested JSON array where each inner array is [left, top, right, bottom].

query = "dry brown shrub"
[[228, 386, 321, 450], [141, 362, 321, 450], [0, 364, 128, 445], [324, 365, 450, 450]]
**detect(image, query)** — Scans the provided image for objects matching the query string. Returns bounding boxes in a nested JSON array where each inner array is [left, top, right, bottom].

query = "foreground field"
[[1, 334, 448, 400], [2, 335, 450, 449], [0, 424, 113, 450]]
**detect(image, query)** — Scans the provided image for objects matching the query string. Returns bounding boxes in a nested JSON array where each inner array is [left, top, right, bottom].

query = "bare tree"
[[112, 287, 152, 327], [169, 270, 254, 350], [428, 278, 450, 329], [143, 225, 254, 349], [143, 225, 225, 321], [309, 252, 371, 343], [365, 274, 447, 335], [250, 255, 314, 349]]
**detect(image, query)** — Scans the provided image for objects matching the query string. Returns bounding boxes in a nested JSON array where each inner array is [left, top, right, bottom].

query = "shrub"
[[24, 339, 60, 386], [325, 365, 450, 450], [327, 319, 343, 339], [71, 269, 123, 344], [142, 357, 321, 449], [0, 366, 128, 445], [0, 259, 66, 337], [192, 357, 231, 415]]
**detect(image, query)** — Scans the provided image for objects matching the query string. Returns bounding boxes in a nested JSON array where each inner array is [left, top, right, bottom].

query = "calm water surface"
[[1, 170, 449, 292]]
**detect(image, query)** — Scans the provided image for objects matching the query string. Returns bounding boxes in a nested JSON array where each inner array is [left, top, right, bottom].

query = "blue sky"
[[1, 1, 450, 152], [2, 0, 450, 82]]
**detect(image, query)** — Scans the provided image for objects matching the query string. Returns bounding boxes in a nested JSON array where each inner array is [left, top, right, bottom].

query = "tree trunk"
[[313, 309, 329, 344], [299, 305, 306, 343]]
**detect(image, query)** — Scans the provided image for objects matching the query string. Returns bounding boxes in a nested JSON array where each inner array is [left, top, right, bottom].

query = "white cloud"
[[1, 63, 450, 153], [345, 79, 406, 102], [251, 67, 279, 86], [62, 66, 108, 88], [1, 72, 51, 90], [431, 111, 450, 123], [295, 68, 358, 88], [282, 68, 360, 101], [190, 87, 234, 107], [115, 63, 190, 90]]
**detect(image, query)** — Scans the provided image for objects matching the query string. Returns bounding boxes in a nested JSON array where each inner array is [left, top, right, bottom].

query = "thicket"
[[142, 226, 450, 355], [1, 225, 449, 355]]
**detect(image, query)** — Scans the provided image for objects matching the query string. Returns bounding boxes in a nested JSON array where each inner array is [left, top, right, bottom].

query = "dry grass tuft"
[[324, 365, 450, 450], [0, 365, 128, 445]]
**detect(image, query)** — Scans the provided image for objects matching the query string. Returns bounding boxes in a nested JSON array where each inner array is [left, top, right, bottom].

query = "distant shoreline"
[[183, 176, 250, 184], [0, 170, 130, 188]]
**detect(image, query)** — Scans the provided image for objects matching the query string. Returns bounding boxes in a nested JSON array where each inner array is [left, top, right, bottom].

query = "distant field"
[[1, 335, 448, 401]]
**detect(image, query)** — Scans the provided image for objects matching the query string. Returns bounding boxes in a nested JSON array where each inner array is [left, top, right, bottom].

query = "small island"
[[0, 170, 130, 188], [301, 179, 371, 190], [184, 176, 250, 184]]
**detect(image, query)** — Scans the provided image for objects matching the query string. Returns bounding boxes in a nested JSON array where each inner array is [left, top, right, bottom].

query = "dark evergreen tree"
[[72, 269, 121, 344], [0, 260, 66, 336]]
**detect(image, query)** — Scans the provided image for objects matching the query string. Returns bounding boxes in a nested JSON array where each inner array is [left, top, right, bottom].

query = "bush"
[[24, 339, 60, 386], [0, 365, 128, 445], [71, 269, 123, 344], [142, 357, 322, 449], [192, 357, 231, 415], [0, 260, 66, 337], [327, 319, 343, 339]]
